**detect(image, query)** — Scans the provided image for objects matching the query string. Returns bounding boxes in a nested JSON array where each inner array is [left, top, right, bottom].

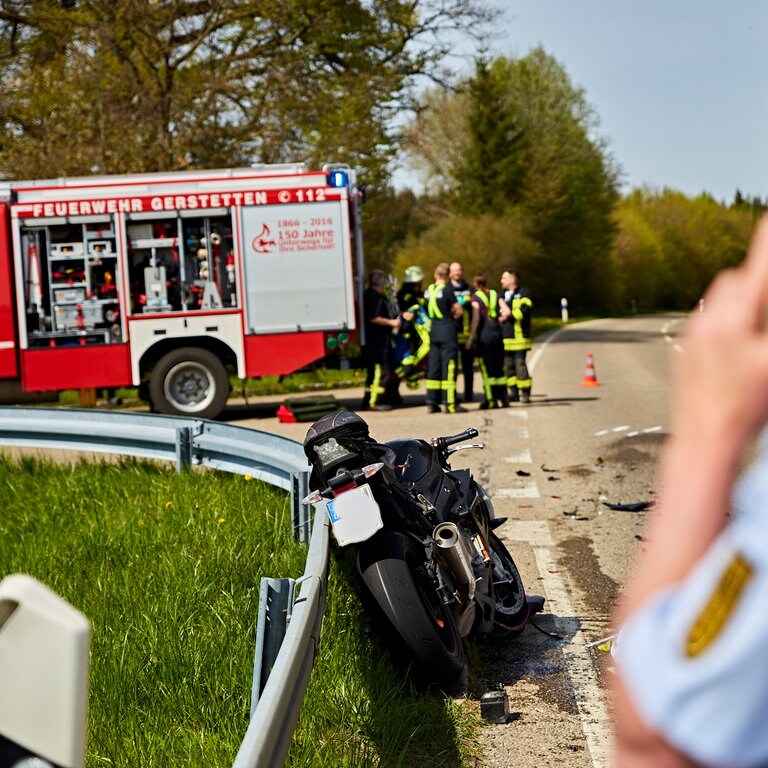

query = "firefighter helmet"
[[404, 265, 424, 283]]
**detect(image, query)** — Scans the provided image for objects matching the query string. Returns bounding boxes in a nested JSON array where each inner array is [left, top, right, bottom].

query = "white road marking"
[[528, 325, 569, 374], [506, 409, 529, 420], [502, 519, 553, 546], [494, 326, 610, 765], [496, 479, 540, 499], [508, 425, 530, 440], [533, 545, 611, 767], [595, 424, 665, 437], [504, 448, 533, 464]]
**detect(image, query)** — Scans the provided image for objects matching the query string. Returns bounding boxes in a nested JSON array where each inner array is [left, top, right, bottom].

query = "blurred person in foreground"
[[612, 215, 768, 767]]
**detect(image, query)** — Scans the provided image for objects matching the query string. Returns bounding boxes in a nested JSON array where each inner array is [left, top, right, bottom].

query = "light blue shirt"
[[616, 438, 768, 767]]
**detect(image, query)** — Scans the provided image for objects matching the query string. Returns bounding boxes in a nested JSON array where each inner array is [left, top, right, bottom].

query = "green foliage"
[[286, 551, 482, 767], [0, 455, 482, 766], [401, 50, 619, 314], [611, 189, 758, 311], [392, 207, 541, 293], [0, 456, 302, 766], [454, 59, 526, 214], [0, 1, 497, 185]]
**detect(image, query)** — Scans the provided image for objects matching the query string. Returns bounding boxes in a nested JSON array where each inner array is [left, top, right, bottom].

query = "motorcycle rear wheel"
[[488, 531, 529, 641], [358, 533, 465, 686]]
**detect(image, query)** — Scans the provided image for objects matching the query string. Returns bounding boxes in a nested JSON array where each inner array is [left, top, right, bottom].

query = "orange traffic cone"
[[580, 352, 600, 387]]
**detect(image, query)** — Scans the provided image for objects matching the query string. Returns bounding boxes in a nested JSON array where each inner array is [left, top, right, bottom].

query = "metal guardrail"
[[0, 406, 329, 768]]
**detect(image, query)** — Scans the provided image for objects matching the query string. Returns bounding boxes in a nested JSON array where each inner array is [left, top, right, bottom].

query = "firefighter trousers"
[[426, 336, 458, 412], [478, 334, 508, 408], [504, 349, 532, 397]]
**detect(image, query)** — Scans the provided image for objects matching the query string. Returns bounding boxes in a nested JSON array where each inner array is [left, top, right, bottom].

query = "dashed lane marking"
[[506, 409, 528, 419], [496, 478, 540, 499], [504, 448, 533, 464], [594, 424, 664, 438], [502, 519, 553, 546]]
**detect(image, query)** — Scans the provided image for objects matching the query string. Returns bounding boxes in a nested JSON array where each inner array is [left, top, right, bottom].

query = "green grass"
[[0, 456, 482, 767]]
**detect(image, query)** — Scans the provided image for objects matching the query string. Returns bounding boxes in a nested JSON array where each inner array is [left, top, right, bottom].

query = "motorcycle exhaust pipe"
[[433, 522, 476, 601]]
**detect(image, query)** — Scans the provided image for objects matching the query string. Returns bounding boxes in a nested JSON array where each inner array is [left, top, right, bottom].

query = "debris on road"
[[602, 500, 652, 512]]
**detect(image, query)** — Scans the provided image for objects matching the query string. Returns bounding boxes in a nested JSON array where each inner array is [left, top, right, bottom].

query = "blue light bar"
[[327, 169, 349, 188]]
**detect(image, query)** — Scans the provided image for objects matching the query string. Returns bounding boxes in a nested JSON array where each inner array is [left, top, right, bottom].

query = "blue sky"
[[399, 1, 767, 203], [491, 1, 767, 202]]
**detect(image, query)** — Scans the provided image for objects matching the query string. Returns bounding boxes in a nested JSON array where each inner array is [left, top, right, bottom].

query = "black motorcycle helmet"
[[303, 409, 395, 486]]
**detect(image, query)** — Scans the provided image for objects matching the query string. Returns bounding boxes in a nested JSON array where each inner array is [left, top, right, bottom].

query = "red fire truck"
[[0, 163, 363, 419]]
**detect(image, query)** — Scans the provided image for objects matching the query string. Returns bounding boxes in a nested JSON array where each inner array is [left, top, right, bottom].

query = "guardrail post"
[[250, 578, 295, 718], [290, 471, 312, 544], [175, 427, 193, 473]]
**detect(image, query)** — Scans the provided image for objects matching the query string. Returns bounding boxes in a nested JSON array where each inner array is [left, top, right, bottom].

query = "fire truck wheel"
[[149, 348, 229, 419]]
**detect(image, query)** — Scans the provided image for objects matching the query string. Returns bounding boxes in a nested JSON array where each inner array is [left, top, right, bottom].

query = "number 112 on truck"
[[0, 163, 363, 419]]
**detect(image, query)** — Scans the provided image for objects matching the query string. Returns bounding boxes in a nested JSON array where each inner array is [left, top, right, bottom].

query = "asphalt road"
[[220, 313, 686, 767]]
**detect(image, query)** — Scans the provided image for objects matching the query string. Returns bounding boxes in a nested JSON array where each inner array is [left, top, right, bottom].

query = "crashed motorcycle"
[[302, 409, 540, 685]]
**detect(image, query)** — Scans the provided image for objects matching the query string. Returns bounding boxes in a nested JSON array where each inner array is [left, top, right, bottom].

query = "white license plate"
[[326, 484, 383, 546]]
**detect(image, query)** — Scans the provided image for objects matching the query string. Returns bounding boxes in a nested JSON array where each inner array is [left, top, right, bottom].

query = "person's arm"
[[612, 216, 768, 765], [467, 299, 480, 349], [618, 216, 768, 622], [370, 315, 400, 329]]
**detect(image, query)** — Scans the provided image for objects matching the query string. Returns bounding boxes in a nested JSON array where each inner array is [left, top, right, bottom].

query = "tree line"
[[0, 2, 763, 316]]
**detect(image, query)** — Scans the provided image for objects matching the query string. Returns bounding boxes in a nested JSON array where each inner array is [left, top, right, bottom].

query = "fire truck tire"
[[149, 348, 230, 419]]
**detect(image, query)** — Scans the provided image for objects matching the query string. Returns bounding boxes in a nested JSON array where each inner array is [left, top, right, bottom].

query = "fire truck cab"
[[0, 163, 362, 419]]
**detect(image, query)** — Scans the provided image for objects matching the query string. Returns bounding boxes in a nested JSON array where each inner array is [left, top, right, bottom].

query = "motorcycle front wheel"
[[488, 531, 529, 641], [358, 531, 465, 686]]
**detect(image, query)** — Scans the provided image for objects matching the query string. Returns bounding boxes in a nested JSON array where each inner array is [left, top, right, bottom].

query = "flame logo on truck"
[[251, 224, 277, 253]]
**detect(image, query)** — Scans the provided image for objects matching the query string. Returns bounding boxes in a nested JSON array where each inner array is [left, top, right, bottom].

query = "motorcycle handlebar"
[[431, 428, 479, 452]]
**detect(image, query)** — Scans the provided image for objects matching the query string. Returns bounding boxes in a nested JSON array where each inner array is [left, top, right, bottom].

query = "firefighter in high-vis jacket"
[[449, 261, 475, 403], [394, 265, 430, 386], [470, 272, 510, 409], [500, 268, 533, 404], [425, 262, 464, 414]]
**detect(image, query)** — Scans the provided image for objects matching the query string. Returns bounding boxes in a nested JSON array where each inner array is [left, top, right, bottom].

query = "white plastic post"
[[0, 574, 90, 768], [561, 298, 569, 323]]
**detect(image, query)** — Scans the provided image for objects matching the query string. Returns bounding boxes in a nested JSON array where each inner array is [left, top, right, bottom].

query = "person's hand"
[[674, 215, 768, 454]]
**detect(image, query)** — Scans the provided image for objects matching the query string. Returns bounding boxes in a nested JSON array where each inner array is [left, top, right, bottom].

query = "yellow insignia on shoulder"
[[685, 552, 753, 658]]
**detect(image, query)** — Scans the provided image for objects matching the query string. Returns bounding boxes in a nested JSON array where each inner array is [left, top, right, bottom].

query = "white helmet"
[[404, 265, 424, 283]]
